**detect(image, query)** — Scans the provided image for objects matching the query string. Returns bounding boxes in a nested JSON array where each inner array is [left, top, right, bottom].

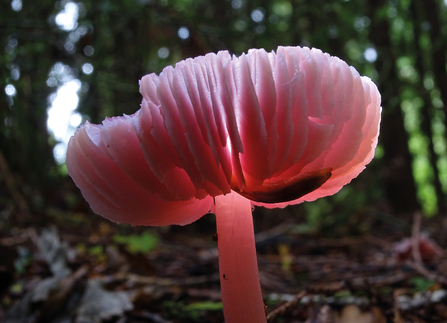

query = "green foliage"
[[299, 184, 372, 235], [14, 247, 32, 275], [163, 300, 222, 321], [113, 231, 158, 254], [184, 301, 224, 311], [272, 1, 292, 18], [88, 245, 104, 256], [411, 277, 436, 292]]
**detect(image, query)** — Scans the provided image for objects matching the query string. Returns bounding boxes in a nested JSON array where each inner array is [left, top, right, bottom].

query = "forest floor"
[[1, 204, 447, 323]]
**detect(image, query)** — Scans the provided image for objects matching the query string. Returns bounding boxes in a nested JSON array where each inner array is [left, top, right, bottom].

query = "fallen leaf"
[[338, 304, 386, 323], [75, 279, 133, 323], [38, 227, 71, 277]]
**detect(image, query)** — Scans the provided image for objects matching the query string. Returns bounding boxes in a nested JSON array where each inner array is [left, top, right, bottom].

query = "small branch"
[[255, 221, 292, 244], [100, 272, 220, 286], [266, 290, 307, 322], [406, 260, 447, 285]]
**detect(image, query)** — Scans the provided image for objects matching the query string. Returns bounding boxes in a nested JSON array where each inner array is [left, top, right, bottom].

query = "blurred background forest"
[[2, 0, 447, 322]]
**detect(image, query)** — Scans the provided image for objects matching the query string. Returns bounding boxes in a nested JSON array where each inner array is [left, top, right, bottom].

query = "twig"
[[403, 313, 429, 323], [0, 235, 29, 245], [406, 212, 447, 284], [255, 221, 292, 244], [365, 234, 394, 250], [100, 271, 220, 287], [407, 260, 447, 285], [266, 290, 307, 322], [317, 236, 366, 247]]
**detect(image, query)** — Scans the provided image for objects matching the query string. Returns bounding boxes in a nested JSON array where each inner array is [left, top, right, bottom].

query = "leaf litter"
[[0, 211, 446, 323]]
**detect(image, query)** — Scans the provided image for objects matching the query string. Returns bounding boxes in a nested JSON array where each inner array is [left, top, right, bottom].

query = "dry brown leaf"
[[337, 305, 386, 323]]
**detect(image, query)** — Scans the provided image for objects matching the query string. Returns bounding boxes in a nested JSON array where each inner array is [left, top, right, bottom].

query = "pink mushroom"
[[67, 46, 381, 322]]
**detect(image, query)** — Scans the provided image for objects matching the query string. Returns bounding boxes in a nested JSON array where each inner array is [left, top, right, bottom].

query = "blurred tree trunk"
[[421, 0, 447, 130], [0, 2, 55, 175], [367, 0, 420, 214], [410, 0, 446, 214], [0, 0, 59, 216]]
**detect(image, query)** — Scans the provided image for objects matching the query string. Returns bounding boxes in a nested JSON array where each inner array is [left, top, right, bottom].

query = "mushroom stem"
[[215, 191, 267, 323]]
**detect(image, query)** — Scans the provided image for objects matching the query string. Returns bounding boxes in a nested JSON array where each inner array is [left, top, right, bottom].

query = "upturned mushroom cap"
[[66, 46, 381, 225]]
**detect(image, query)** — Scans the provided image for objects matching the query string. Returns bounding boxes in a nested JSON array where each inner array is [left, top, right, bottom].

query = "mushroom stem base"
[[215, 191, 267, 323]]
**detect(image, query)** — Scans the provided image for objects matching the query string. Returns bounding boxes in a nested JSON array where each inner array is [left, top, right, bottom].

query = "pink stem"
[[215, 191, 267, 323]]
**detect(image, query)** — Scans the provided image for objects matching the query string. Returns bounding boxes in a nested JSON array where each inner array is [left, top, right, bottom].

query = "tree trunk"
[[421, 0, 447, 132], [410, 0, 446, 214], [367, 0, 420, 214]]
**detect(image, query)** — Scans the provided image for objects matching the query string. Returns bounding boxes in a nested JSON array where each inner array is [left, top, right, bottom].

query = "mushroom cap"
[[66, 46, 381, 225]]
